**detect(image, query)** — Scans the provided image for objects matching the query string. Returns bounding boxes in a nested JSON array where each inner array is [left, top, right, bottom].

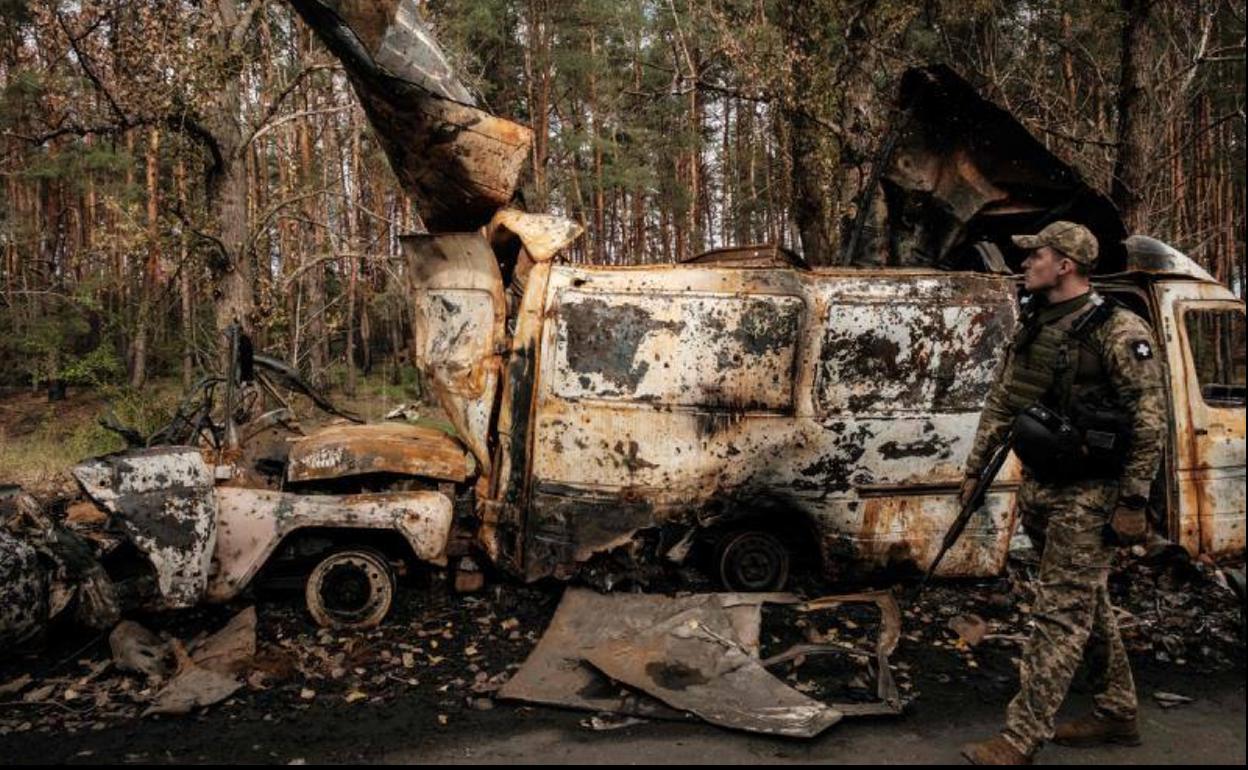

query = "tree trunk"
[[785, 1, 839, 264], [177, 159, 194, 389], [1110, 0, 1153, 233], [204, 0, 256, 366], [345, 116, 361, 395], [130, 126, 160, 389]]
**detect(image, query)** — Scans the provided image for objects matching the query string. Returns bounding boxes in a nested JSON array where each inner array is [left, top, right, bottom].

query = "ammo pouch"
[[1069, 394, 1133, 476], [1013, 401, 1132, 482], [1013, 404, 1083, 482]]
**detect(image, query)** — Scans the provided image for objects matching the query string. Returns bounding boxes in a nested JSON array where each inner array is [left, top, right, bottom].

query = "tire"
[[715, 529, 791, 592], [305, 547, 396, 629]]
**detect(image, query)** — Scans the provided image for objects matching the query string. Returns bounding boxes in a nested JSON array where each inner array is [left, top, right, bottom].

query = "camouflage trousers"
[[1002, 476, 1137, 755]]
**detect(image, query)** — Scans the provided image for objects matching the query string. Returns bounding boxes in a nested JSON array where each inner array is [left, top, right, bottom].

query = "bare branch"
[[246, 187, 339, 256], [171, 204, 231, 269], [245, 106, 351, 148], [1033, 124, 1119, 149], [57, 10, 130, 126], [244, 62, 340, 147]]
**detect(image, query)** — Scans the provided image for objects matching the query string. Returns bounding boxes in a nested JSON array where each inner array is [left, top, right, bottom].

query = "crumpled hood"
[[876, 64, 1127, 273]]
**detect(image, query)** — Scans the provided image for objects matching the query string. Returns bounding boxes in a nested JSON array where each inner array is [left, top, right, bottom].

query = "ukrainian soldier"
[[958, 221, 1167, 765]]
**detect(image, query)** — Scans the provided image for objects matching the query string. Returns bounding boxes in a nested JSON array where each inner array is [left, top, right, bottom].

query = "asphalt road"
[[388, 676, 1246, 765]]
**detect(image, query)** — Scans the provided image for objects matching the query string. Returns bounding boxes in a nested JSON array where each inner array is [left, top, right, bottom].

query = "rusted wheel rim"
[[717, 531, 790, 591], [306, 550, 395, 629]]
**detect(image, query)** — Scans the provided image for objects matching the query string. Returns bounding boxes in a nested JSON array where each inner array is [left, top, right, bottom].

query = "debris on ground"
[[581, 713, 648, 731], [948, 614, 989, 647], [109, 622, 171, 680], [0, 478, 1241, 755], [1153, 691, 1195, 708], [499, 588, 902, 738]]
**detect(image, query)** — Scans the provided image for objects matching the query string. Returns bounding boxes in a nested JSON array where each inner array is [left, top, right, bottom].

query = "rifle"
[[915, 433, 1014, 597]]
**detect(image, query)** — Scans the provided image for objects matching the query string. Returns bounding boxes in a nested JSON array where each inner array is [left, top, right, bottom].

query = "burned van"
[[409, 225, 1245, 593]]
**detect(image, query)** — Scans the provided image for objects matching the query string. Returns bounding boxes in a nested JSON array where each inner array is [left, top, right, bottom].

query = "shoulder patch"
[[1130, 339, 1154, 360]]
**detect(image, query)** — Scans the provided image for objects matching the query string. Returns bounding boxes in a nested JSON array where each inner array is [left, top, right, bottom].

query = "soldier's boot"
[[960, 735, 1033, 765], [1052, 712, 1140, 747]]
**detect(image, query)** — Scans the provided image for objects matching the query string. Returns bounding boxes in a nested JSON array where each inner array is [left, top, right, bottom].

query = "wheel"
[[305, 548, 396, 629], [715, 529, 791, 591]]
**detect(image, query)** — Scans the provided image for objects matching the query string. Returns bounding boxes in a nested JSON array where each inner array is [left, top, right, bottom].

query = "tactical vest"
[[1003, 292, 1113, 414]]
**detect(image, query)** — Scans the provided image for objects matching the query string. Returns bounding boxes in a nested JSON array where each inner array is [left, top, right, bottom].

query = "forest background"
[[0, 0, 1244, 475]]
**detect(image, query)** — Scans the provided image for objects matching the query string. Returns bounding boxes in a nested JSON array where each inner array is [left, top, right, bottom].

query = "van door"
[[402, 233, 507, 472], [1173, 299, 1246, 557]]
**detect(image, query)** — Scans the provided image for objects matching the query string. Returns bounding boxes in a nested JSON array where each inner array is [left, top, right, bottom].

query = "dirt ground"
[[1, 550, 1243, 765]]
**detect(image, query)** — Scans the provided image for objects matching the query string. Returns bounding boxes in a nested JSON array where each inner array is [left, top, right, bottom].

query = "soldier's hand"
[[1107, 504, 1147, 546], [958, 475, 979, 507]]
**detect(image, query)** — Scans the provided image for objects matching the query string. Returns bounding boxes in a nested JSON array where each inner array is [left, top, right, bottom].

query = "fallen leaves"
[[1153, 691, 1195, 708]]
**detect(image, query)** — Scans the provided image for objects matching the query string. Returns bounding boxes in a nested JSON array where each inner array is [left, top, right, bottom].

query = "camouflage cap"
[[1011, 221, 1099, 266]]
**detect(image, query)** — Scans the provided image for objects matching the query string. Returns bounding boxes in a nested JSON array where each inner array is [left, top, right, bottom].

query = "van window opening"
[[1185, 309, 1247, 408]]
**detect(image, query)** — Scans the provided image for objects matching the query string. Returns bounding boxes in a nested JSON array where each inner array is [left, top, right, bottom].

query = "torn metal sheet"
[[286, 422, 473, 484], [287, 0, 531, 231], [792, 590, 903, 716], [404, 232, 507, 472], [72, 447, 217, 609], [142, 607, 256, 716], [1120, 235, 1219, 282], [143, 663, 241, 717], [583, 604, 843, 738], [498, 589, 776, 721], [499, 588, 901, 737], [488, 210, 585, 263], [206, 488, 453, 601]]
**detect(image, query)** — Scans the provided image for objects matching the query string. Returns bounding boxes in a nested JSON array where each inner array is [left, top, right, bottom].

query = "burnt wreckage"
[[6, 1, 1242, 677]]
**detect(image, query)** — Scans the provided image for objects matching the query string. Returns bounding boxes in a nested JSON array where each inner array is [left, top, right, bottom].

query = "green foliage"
[[10, 298, 90, 385], [60, 345, 126, 387], [0, 292, 128, 389], [98, 382, 182, 439]]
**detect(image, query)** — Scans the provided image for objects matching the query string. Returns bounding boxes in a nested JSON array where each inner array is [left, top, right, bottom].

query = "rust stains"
[[560, 297, 687, 393], [286, 422, 473, 484]]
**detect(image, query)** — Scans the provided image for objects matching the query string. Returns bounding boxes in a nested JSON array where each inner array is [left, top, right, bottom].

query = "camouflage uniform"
[[964, 222, 1166, 756]]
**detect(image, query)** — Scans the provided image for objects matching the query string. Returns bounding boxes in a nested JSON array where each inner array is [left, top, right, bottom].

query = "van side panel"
[[810, 276, 1020, 576], [523, 265, 1021, 581]]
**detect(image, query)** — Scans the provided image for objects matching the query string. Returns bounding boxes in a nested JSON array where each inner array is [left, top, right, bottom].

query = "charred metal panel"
[[1120, 236, 1220, 283], [524, 265, 1022, 580], [72, 448, 217, 608], [288, 0, 531, 231], [0, 529, 47, 649], [500, 588, 901, 736], [553, 291, 802, 409], [286, 422, 473, 484], [815, 281, 1012, 415], [1163, 288, 1246, 559], [489, 209, 585, 263], [207, 488, 453, 601], [405, 232, 506, 472]]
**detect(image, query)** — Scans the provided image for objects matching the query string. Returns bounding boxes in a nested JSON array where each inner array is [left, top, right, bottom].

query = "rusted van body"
[[408, 228, 1245, 589]]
